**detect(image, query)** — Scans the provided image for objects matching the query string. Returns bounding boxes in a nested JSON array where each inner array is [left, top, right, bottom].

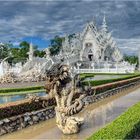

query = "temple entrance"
[[81, 44, 94, 61], [88, 49, 93, 61], [88, 54, 93, 61]]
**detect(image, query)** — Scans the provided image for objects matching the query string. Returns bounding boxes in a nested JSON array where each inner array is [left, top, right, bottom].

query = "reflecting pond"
[[0, 92, 46, 104]]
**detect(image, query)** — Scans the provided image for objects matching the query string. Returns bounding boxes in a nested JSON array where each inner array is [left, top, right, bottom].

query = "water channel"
[[0, 74, 126, 104], [1, 86, 140, 140], [0, 92, 46, 104]]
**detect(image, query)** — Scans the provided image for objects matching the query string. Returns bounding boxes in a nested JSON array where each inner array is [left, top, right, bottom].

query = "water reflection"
[[0, 92, 46, 104]]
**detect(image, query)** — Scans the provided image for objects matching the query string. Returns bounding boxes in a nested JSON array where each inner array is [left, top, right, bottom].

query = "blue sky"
[[22, 37, 50, 50], [0, 1, 140, 54]]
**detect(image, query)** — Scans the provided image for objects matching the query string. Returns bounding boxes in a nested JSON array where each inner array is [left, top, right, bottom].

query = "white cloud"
[[116, 38, 140, 55], [0, 0, 138, 56]]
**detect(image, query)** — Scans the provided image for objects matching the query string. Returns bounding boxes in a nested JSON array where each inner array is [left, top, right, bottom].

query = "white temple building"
[[49, 16, 135, 73], [62, 16, 123, 63]]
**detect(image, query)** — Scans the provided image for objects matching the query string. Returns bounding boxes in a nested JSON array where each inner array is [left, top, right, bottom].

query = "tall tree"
[[19, 41, 30, 58], [49, 35, 64, 55]]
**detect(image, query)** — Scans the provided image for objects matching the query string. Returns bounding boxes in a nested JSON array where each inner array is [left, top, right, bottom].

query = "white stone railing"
[[74, 68, 135, 74]]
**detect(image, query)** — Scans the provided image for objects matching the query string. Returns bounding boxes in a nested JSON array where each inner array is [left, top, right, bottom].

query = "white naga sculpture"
[[45, 63, 88, 134]]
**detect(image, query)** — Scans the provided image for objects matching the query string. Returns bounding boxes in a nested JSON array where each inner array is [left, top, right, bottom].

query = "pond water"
[[84, 75, 126, 81], [0, 75, 127, 105], [0, 92, 46, 104]]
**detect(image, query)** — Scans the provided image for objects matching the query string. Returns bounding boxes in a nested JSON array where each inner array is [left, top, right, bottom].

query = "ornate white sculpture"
[[44, 48, 51, 59], [28, 43, 34, 61]]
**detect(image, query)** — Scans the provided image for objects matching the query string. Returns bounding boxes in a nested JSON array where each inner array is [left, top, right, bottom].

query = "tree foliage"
[[49, 35, 64, 55], [124, 55, 138, 65], [19, 41, 30, 58], [34, 50, 46, 58], [5, 41, 46, 64], [0, 43, 10, 60]]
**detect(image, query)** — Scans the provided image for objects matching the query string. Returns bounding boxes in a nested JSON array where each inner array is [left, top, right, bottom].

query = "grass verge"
[[0, 86, 44, 95], [80, 73, 95, 80], [83, 74, 140, 86], [87, 101, 140, 140], [0, 89, 45, 96]]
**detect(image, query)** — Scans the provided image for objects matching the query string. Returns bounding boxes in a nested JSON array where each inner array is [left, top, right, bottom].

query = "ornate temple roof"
[[61, 16, 123, 63]]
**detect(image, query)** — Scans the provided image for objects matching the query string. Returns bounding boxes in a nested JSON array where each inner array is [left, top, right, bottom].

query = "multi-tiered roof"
[[61, 16, 123, 63]]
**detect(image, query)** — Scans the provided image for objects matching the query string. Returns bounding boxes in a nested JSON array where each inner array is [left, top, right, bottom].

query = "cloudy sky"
[[0, 0, 140, 55]]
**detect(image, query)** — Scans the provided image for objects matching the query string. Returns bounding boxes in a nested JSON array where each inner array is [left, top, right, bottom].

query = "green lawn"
[[80, 73, 128, 82], [80, 73, 95, 80], [0, 86, 45, 95], [82, 73, 140, 86], [0, 89, 45, 96], [88, 101, 140, 140]]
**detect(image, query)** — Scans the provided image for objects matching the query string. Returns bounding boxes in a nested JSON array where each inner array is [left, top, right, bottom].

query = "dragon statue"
[[45, 63, 88, 134], [27, 62, 91, 134]]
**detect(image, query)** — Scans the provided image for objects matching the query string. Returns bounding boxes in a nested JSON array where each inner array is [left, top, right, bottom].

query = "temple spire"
[[102, 14, 108, 33], [28, 42, 34, 61]]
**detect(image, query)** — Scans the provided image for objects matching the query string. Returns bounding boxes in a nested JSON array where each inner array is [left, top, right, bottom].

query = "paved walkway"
[[1, 87, 140, 140], [84, 74, 124, 81], [0, 81, 45, 89]]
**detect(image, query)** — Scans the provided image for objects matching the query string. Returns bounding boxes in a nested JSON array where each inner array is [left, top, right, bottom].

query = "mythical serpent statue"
[[28, 62, 89, 134], [45, 63, 87, 134]]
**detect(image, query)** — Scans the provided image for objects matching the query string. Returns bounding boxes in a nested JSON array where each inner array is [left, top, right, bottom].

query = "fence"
[[74, 68, 135, 74]]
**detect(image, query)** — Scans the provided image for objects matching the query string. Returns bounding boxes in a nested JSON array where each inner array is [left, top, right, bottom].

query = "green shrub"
[[88, 102, 140, 140], [80, 73, 95, 81]]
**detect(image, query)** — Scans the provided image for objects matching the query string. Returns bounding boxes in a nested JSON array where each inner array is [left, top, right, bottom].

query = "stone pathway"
[[1, 87, 140, 140], [84, 74, 124, 81]]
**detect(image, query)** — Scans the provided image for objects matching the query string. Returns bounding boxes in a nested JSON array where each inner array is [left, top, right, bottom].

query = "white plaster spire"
[[102, 14, 108, 33], [29, 41, 34, 61]]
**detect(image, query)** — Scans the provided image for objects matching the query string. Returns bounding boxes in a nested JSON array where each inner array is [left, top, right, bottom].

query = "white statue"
[[28, 43, 34, 61]]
